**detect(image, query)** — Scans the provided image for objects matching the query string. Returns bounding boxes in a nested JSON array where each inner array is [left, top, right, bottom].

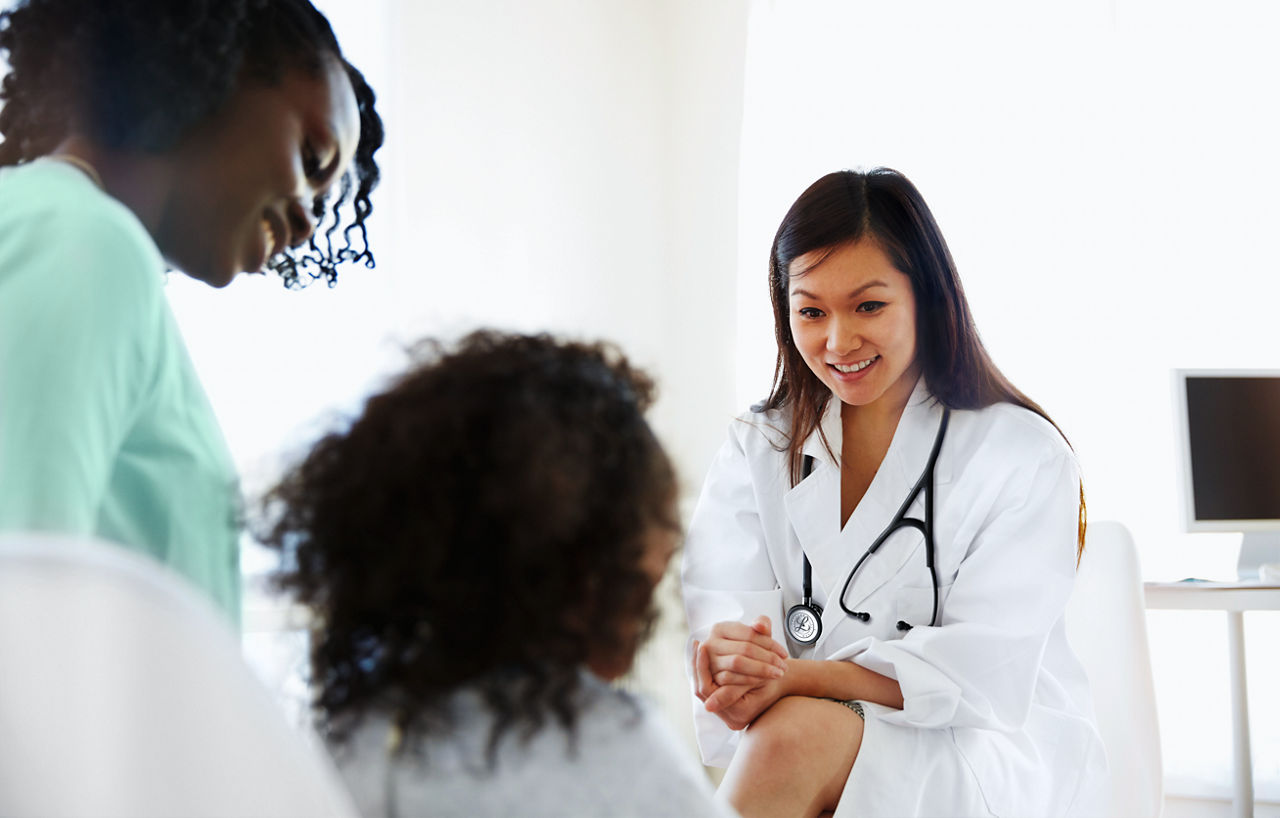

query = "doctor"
[[682, 168, 1105, 818]]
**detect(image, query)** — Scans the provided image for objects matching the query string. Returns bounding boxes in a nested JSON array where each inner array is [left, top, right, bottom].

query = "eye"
[[301, 142, 322, 180], [796, 307, 824, 319], [856, 301, 886, 313]]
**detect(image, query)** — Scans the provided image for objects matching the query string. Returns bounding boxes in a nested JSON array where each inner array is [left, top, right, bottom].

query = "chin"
[[831, 383, 883, 407], [188, 263, 242, 289], [167, 254, 238, 288]]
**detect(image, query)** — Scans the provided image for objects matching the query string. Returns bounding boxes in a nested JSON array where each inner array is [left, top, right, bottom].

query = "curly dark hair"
[[0, 0, 384, 287], [257, 331, 679, 754]]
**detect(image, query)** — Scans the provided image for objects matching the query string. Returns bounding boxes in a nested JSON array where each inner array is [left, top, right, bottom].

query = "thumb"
[[752, 615, 772, 637]]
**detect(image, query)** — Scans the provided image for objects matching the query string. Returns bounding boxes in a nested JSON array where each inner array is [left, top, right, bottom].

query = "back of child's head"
[[259, 330, 677, 746]]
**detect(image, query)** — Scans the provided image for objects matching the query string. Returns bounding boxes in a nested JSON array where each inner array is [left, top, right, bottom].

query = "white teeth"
[[261, 218, 276, 256], [833, 356, 878, 373]]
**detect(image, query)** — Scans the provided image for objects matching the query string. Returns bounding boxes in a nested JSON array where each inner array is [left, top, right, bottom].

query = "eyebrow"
[[791, 280, 889, 300]]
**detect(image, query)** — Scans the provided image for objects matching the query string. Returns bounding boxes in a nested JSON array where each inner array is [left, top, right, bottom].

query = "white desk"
[[1144, 582, 1280, 818]]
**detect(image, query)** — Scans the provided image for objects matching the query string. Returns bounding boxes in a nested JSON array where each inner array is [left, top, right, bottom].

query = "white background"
[[170, 0, 1280, 810], [5, 0, 1276, 812]]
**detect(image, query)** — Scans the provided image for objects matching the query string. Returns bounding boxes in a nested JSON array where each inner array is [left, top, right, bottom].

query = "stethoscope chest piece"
[[791, 408, 952, 639], [788, 453, 824, 646], [786, 600, 823, 645]]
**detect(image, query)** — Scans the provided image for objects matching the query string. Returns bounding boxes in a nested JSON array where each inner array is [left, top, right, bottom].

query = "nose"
[[284, 198, 317, 248], [826, 315, 862, 356]]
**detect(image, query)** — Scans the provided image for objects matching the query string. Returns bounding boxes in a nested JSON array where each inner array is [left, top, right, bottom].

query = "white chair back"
[[1065, 520, 1164, 818], [0, 532, 356, 818]]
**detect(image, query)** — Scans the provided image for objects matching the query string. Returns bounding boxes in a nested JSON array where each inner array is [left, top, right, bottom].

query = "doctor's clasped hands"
[[692, 616, 788, 729]]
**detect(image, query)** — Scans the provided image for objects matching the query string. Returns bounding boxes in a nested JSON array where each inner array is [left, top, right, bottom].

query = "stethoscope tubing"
[[797, 407, 951, 635]]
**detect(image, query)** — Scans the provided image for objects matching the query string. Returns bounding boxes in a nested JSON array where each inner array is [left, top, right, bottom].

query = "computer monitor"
[[1174, 369, 1280, 579]]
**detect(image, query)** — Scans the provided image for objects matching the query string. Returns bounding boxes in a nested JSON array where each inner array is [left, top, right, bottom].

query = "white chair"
[[0, 532, 357, 818], [1065, 520, 1164, 818]]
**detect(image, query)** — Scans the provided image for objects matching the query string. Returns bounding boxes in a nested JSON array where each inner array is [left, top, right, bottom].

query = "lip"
[[263, 209, 289, 261], [256, 210, 289, 271], [827, 355, 880, 382]]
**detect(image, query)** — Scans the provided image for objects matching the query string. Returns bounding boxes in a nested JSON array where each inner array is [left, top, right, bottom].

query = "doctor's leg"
[[717, 695, 864, 818]]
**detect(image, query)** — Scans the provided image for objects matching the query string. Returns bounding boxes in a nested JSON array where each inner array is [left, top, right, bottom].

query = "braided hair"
[[0, 0, 384, 287]]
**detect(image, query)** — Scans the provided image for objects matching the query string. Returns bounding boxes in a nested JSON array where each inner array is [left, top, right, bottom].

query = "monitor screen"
[[1177, 371, 1280, 529]]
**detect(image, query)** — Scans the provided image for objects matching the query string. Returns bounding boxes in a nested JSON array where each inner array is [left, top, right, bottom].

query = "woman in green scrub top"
[[0, 0, 385, 624]]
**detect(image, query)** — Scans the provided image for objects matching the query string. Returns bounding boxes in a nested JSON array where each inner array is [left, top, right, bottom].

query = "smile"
[[831, 356, 879, 374], [261, 217, 278, 258]]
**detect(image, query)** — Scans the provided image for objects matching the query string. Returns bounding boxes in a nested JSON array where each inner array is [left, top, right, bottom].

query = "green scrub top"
[[0, 159, 241, 625]]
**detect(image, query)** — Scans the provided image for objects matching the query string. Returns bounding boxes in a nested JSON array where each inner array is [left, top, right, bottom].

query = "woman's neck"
[[51, 135, 174, 238], [839, 367, 921, 446]]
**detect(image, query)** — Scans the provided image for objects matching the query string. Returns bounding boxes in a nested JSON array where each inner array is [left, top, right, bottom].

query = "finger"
[[694, 641, 716, 701], [714, 669, 779, 687], [708, 651, 786, 680], [709, 620, 771, 643], [752, 616, 789, 660], [707, 622, 789, 663], [701, 643, 721, 700], [704, 636, 787, 671], [704, 684, 751, 714]]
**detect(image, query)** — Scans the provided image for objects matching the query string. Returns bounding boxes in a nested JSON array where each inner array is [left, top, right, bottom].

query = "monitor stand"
[[1238, 532, 1280, 581]]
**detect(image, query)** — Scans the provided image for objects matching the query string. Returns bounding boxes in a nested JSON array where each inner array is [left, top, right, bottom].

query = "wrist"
[[777, 657, 807, 698]]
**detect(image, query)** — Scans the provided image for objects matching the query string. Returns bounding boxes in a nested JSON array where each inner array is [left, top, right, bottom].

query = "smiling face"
[[788, 239, 921, 411], [154, 55, 360, 287]]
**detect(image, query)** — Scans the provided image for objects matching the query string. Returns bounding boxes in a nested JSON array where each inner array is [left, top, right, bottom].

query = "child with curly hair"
[[258, 330, 733, 818]]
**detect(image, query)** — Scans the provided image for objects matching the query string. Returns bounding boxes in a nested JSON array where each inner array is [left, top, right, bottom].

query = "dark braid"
[[0, 0, 384, 287]]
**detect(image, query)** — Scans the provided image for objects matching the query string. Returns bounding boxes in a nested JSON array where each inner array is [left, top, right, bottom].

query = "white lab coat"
[[682, 380, 1106, 818]]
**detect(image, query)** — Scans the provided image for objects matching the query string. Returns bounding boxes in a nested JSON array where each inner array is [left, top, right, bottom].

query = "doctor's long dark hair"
[[762, 168, 1086, 559]]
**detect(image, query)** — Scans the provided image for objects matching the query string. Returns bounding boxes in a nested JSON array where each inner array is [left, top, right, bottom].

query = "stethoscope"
[[785, 408, 951, 646]]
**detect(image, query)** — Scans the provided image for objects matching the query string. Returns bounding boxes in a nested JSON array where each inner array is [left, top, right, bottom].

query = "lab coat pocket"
[[893, 582, 953, 629]]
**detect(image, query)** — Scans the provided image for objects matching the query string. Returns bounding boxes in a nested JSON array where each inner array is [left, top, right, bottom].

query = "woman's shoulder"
[[949, 400, 1076, 469], [335, 678, 724, 817], [725, 400, 793, 454], [560, 682, 726, 814], [0, 159, 163, 288]]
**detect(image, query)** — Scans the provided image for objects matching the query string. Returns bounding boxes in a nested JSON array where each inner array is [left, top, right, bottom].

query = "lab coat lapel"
[[832, 380, 953, 615], [783, 397, 842, 579]]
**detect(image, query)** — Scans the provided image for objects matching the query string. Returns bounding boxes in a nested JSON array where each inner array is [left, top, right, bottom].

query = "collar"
[[784, 378, 954, 633], [887, 377, 952, 489], [799, 392, 843, 470], [797, 377, 951, 488]]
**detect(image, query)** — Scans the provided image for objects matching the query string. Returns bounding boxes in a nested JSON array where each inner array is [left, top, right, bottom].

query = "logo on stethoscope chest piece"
[[786, 602, 822, 644]]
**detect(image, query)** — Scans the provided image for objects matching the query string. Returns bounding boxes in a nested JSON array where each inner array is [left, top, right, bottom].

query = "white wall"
[[148, 0, 1280, 809], [170, 0, 746, 506], [736, 0, 1280, 804], [164, 0, 749, 767]]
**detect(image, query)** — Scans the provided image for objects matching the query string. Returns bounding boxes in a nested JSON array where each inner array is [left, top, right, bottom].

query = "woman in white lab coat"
[[682, 168, 1105, 818]]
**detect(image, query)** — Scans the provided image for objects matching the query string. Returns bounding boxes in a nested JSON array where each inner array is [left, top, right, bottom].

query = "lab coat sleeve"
[[846, 449, 1080, 733], [0, 203, 163, 535], [681, 423, 785, 766]]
